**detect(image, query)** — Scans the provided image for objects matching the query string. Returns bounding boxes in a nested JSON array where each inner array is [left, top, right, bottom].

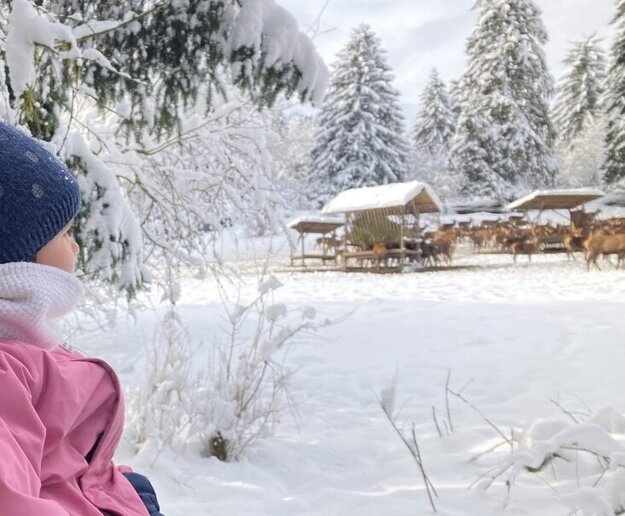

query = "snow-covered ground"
[[76, 245, 625, 516]]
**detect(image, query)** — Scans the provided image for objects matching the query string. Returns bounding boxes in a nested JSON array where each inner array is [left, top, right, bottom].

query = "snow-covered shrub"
[[127, 273, 324, 462], [385, 374, 625, 515], [191, 274, 319, 461], [126, 307, 195, 456], [462, 397, 625, 514]]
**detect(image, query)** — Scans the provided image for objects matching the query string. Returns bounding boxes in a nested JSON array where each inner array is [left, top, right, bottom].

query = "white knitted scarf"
[[0, 262, 83, 349]]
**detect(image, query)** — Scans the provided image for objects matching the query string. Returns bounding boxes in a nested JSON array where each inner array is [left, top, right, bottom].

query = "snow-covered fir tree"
[[552, 35, 606, 145], [555, 117, 606, 187], [308, 24, 408, 204], [552, 35, 606, 188], [603, 0, 625, 185], [448, 0, 557, 201], [409, 69, 459, 200], [449, 79, 463, 122], [411, 68, 455, 151]]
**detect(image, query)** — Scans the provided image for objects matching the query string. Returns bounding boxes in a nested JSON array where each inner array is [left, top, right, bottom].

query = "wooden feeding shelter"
[[321, 181, 442, 272], [506, 188, 605, 252], [506, 188, 604, 227], [506, 188, 605, 213], [287, 215, 344, 267]]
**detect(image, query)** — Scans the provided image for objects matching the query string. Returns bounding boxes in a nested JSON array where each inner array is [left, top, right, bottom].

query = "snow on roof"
[[288, 215, 343, 227], [506, 188, 605, 211], [287, 215, 344, 233], [321, 181, 442, 214]]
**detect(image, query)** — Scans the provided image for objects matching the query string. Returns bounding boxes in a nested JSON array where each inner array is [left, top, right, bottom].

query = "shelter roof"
[[506, 188, 605, 211], [321, 181, 442, 215], [287, 215, 344, 234]]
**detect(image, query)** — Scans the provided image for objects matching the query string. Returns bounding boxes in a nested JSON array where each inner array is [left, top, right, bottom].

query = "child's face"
[[35, 221, 79, 273]]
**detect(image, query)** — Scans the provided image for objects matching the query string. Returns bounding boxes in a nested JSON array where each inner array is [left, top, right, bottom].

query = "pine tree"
[[410, 69, 459, 200], [308, 24, 408, 204], [552, 35, 606, 188], [411, 68, 455, 152], [556, 117, 606, 187], [449, 79, 463, 122], [553, 35, 606, 145], [603, 0, 625, 185], [448, 0, 557, 200]]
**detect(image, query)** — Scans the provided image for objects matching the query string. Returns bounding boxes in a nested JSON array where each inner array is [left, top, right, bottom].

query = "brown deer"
[[431, 233, 455, 265], [584, 232, 625, 270], [315, 236, 342, 254], [510, 225, 541, 263], [562, 227, 587, 261], [372, 241, 389, 268]]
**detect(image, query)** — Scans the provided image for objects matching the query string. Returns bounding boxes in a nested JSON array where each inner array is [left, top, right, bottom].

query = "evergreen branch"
[[74, 1, 172, 44]]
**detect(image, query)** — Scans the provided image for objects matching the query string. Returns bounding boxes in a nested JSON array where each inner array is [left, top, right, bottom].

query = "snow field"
[[78, 250, 625, 515]]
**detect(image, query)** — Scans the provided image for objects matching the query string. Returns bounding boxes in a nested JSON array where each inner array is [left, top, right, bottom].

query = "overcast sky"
[[278, 0, 616, 124]]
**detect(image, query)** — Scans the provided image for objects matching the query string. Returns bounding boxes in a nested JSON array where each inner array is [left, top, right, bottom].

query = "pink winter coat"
[[0, 339, 149, 515]]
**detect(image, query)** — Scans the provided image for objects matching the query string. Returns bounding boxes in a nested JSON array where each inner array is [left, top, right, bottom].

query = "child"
[[0, 121, 163, 515]]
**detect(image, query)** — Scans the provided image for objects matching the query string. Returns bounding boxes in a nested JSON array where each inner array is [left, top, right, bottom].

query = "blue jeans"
[[123, 471, 164, 516]]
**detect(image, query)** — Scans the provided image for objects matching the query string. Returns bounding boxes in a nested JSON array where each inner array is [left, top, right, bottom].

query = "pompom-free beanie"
[[0, 121, 81, 264]]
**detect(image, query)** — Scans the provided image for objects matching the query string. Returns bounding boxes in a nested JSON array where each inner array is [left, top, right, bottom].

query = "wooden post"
[[343, 213, 349, 272], [399, 209, 405, 272]]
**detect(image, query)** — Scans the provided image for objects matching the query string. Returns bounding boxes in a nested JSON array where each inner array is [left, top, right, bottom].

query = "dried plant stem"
[[470, 461, 514, 490], [380, 406, 438, 512], [412, 426, 439, 498], [432, 406, 443, 438], [445, 369, 454, 432], [549, 399, 581, 424], [468, 439, 509, 463], [448, 388, 511, 446]]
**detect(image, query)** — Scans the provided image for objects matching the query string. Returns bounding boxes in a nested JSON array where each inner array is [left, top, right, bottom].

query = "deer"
[[584, 231, 625, 270], [510, 225, 541, 263], [562, 226, 587, 261], [372, 241, 389, 268], [431, 231, 455, 266], [315, 236, 342, 255], [419, 240, 439, 267]]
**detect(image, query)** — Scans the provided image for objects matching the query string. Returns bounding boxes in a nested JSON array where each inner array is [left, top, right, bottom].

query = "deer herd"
[[462, 212, 625, 269], [315, 211, 625, 270]]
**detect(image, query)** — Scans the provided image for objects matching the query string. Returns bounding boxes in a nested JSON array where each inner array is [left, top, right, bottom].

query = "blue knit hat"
[[0, 121, 81, 264]]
